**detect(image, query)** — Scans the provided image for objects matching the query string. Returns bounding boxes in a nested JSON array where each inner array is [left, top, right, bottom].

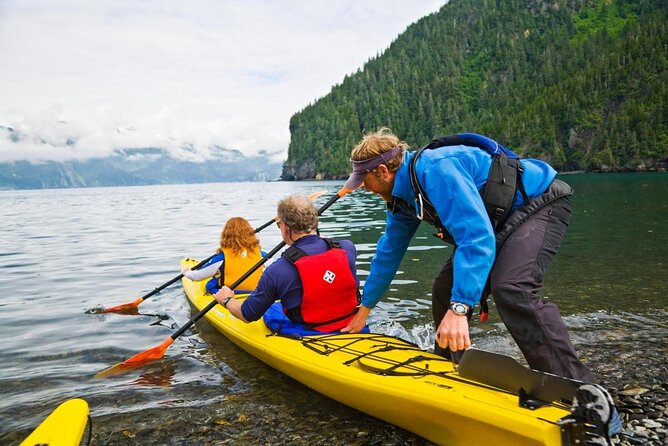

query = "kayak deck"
[[20, 398, 89, 446], [180, 258, 570, 446]]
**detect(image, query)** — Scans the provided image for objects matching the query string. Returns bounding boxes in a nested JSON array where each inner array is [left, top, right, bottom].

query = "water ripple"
[[0, 177, 666, 444]]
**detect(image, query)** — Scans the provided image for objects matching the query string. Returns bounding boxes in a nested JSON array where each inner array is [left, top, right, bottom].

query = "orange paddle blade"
[[98, 297, 144, 314], [95, 337, 174, 379], [125, 337, 174, 364], [306, 190, 327, 200], [95, 362, 144, 379]]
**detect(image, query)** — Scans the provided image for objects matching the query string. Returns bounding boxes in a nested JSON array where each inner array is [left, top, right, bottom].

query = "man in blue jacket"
[[342, 127, 590, 378], [341, 128, 622, 436]]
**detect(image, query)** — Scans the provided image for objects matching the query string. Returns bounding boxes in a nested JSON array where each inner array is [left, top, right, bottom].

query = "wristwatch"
[[449, 302, 469, 316], [222, 295, 233, 309]]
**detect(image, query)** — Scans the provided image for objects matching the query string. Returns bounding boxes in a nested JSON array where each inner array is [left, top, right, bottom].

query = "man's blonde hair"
[[277, 195, 318, 233], [350, 127, 409, 172]]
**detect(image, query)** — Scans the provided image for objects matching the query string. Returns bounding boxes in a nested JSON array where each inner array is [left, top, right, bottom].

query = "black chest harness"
[[404, 133, 529, 244]]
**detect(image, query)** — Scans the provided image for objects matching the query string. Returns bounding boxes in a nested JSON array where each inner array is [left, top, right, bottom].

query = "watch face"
[[450, 303, 467, 315]]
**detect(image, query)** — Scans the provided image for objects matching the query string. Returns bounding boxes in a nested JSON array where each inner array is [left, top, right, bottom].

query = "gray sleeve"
[[185, 260, 222, 281]]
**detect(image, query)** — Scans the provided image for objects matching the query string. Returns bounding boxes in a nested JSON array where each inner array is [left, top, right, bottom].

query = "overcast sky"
[[0, 0, 445, 163]]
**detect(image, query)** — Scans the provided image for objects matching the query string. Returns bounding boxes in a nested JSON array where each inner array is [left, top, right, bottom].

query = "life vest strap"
[[407, 132, 526, 236], [301, 307, 359, 330], [282, 238, 341, 264]]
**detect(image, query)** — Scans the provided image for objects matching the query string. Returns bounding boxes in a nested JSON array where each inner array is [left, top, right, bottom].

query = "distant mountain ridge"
[[0, 126, 282, 190], [282, 0, 668, 180]]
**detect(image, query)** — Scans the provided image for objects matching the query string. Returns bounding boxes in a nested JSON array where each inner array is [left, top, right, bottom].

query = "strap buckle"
[[416, 193, 424, 220]]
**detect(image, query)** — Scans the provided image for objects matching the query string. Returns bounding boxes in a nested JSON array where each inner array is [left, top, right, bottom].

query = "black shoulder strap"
[[323, 238, 341, 249], [214, 258, 226, 289], [423, 134, 466, 151], [408, 144, 441, 225], [282, 238, 340, 264], [409, 133, 527, 231], [282, 245, 308, 264], [409, 134, 470, 217]]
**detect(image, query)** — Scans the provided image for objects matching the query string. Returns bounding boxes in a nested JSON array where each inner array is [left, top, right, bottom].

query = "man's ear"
[[377, 164, 390, 178]]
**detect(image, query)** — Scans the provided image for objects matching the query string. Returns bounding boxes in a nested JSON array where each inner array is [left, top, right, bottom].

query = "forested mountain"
[[282, 0, 667, 180]]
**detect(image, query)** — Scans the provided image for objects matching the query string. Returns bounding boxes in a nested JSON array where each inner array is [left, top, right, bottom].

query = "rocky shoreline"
[[587, 338, 668, 446], [5, 376, 666, 446], [610, 383, 668, 446]]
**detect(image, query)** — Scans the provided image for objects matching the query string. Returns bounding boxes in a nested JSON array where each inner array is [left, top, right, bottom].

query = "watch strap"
[[449, 302, 469, 316]]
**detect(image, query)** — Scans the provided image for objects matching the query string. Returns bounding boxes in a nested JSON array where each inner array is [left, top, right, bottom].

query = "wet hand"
[[340, 305, 371, 333], [435, 311, 471, 352]]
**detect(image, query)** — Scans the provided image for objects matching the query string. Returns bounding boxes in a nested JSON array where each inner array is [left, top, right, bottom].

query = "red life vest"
[[283, 239, 359, 332]]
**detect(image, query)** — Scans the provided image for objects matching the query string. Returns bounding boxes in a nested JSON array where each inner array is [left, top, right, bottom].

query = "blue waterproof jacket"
[[362, 145, 557, 309]]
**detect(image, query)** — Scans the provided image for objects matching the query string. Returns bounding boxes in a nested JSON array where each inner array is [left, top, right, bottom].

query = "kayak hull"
[[181, 258, 568, 446], [20, 398, 89, 446]]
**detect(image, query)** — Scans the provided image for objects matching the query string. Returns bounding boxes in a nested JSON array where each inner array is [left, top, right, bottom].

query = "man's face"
[[362, 166, 394, 202]]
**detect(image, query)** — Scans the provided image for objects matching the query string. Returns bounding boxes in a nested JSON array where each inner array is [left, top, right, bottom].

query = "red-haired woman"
[[182, 217, 265, 294]]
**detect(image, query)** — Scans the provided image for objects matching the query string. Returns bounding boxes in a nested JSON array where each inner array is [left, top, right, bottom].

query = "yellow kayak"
[[20, 398, 89, 446], [181, 258, 609, 446]]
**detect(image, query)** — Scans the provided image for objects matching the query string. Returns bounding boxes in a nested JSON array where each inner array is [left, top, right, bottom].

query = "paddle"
[[95, 187, 353, 378], [96, 190, 326, 314], [457, 348, 582, 403]]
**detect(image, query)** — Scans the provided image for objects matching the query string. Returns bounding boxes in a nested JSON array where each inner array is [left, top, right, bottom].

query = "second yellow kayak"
[[20, 398, 89, 446]]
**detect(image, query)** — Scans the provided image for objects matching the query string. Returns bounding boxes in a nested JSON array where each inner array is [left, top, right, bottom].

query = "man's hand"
[[435, 310, 471, 352], [214, 286, 249, 322], [213, 286, 234, 305], [340, 305, 371, 333]]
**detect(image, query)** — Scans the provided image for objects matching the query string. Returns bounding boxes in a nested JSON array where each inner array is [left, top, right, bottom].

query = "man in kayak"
[[339, 128, 622, 434], [214, 194, 363, 335]]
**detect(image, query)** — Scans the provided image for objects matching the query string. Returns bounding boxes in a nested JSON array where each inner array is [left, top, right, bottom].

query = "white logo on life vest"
[[323, 270, 336, 283]]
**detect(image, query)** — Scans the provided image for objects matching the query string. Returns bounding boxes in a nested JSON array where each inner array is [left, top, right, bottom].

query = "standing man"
[[340, 128, 621, 436], [342, 127, 591, 380]]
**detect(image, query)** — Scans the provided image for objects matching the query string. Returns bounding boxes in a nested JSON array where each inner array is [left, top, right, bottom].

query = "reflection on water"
[[0, 174, 666, 444]]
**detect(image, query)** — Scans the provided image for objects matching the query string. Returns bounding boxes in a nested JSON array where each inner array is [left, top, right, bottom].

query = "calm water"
[[1, 173, 666, 445]]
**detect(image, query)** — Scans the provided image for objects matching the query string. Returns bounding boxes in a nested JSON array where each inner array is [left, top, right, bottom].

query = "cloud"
[[0, 0, 445, 162]]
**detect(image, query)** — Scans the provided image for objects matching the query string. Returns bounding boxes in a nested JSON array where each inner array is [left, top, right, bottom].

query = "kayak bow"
[[20, 398, 89, 446]]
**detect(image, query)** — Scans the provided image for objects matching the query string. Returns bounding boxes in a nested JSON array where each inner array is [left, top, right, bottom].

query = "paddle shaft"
[[137, 253, 216, 301], [101, 192, 327, 314], [253, 218, 276, 233], [172, 240, 285, 339], [132, 216, 278, 303], [171, 191, 347, 340]]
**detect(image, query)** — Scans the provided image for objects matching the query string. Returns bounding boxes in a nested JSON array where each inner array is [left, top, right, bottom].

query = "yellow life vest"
[[221, 247, 263, 291]]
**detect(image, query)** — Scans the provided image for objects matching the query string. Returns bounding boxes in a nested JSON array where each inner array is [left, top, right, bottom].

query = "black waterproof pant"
[[432, 196, 596, 383]]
